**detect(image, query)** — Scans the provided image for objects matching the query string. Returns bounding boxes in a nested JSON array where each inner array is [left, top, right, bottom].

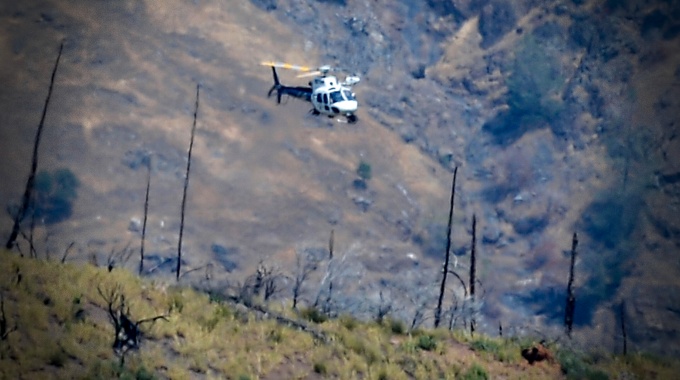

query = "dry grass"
[[1, 252, 677, 379]]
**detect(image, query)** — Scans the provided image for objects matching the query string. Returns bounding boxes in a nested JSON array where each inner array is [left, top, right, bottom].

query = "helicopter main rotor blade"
[[296, 71, 322, 78], [260, 61, 313, 72]]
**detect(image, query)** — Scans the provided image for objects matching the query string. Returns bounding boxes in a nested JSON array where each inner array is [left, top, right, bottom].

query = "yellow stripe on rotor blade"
[[260, 61, 311, 72]]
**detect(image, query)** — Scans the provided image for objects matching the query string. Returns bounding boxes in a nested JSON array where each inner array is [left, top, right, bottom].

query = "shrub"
[[356, 161, 372, 181], [313, 361, 328, 375], [471, 338, 501, 354], [340, 314, 359, 331], [461, 363, 488, 380], [387, 318, 406, 335], [300, 307, 327, 324], [417, 334, 437, 351], [557, 350, 609, 380]]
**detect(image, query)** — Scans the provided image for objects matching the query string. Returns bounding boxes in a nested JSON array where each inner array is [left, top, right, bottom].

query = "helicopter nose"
[[335, 100, 358, 113]]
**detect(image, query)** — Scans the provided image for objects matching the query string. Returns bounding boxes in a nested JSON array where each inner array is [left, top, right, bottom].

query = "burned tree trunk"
[[140, 157, 151, 275], [564, 232, 578, 338], [292, 249, 318, 310], [620, 300, 627, 356], [177, 84, 200, 280], [97, 284, 167, 354], [470, 214, 477, 336], [323, 230, 335, 315], [6, 42, 63, 250], [434, 167, 458, 328], [0, 292, 18, 341]]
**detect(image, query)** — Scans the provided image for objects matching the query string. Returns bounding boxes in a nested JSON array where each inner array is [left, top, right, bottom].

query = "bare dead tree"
[[448, 269, 467, 297], [564, 232, 578, 338], [446, 294, 460, 330], [44, 230, 53, 261], [291, 249, 319, 309], [445, 271, 468, 330], [6, 42, 63, 250], [107, 241, 133, 272], [0, 292, 18, 341], [28, 208, 37, 258], [323, 229, 335, 314], [374, 288, 393, 324], [177, 84, 200, 280], [313, 230, 335, 314], [399, 276, 437, 332], [18, 229, 35, 259], [96, 283, 168, 357], [620, 300, 627, 356], [140, 157, 151, 275], [410, 299, 428, 331], [60, 241, 75, 263], [435, 167, 458, 328], [469, 214, 477, 336], [251, 260, 284, 302], [234, 260, 286, 306]]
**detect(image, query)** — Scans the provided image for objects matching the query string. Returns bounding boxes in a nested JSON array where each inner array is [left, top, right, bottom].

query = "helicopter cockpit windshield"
[[329, 89, 356, 104], [342, 89, 355, 101], [329, 90, 344, 104]]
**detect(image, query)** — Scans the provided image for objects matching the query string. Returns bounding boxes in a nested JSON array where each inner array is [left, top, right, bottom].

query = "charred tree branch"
[[564, 232, 578, 338], [177, 84, 200, 280], [435, 167, 458, 328], [6, 42, 63, 250]]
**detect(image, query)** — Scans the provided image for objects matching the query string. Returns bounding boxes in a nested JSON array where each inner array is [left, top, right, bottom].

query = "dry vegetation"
[[1, 253, 677, 379]]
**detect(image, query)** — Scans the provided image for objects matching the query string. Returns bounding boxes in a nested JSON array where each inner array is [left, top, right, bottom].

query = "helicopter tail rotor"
[[267, 67, 283, 104]]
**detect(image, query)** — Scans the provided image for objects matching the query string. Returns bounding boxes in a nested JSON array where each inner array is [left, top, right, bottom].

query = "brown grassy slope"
[[3, 252, 680, 379]]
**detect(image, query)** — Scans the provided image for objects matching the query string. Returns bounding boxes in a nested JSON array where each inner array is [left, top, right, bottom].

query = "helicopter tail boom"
[[267, 67, 312, 104]]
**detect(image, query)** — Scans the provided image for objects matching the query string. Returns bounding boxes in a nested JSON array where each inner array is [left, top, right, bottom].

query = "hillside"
[[3, 253, 678, 379], [1, 0, 680, 361]]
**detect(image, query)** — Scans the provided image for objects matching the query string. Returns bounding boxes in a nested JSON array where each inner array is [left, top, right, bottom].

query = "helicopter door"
[[322, 93, 330, 112], [313, 93, 322, 111]]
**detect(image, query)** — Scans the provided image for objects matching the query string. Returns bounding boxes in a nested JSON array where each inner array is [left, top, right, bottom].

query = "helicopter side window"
[[330, 91, 344, 104], [342, 89, 355, 101], [316, 93, 322, 103]]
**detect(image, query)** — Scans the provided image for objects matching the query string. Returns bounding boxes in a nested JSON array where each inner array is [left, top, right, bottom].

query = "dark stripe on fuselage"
[[279, 85, 312, 102], [268, 67, 312, 103]]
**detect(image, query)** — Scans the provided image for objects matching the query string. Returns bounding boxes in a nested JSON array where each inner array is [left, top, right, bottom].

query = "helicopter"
[[261, 61, 360, 123]]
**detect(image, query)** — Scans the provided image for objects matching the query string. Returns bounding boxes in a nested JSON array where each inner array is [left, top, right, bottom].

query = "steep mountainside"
[[1, 0, 679, 357]]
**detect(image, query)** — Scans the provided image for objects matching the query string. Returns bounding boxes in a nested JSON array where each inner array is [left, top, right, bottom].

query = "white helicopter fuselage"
[[310, 75, 358, 117]]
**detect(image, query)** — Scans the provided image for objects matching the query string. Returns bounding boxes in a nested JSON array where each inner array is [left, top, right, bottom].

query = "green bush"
[[557, 350, 609, 380], [461, 363, 488, 380], [387, 318, 406, 335], [417, 334, 437, 351], [300, 307, 328, 324], [356, 161, 372, 181]]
